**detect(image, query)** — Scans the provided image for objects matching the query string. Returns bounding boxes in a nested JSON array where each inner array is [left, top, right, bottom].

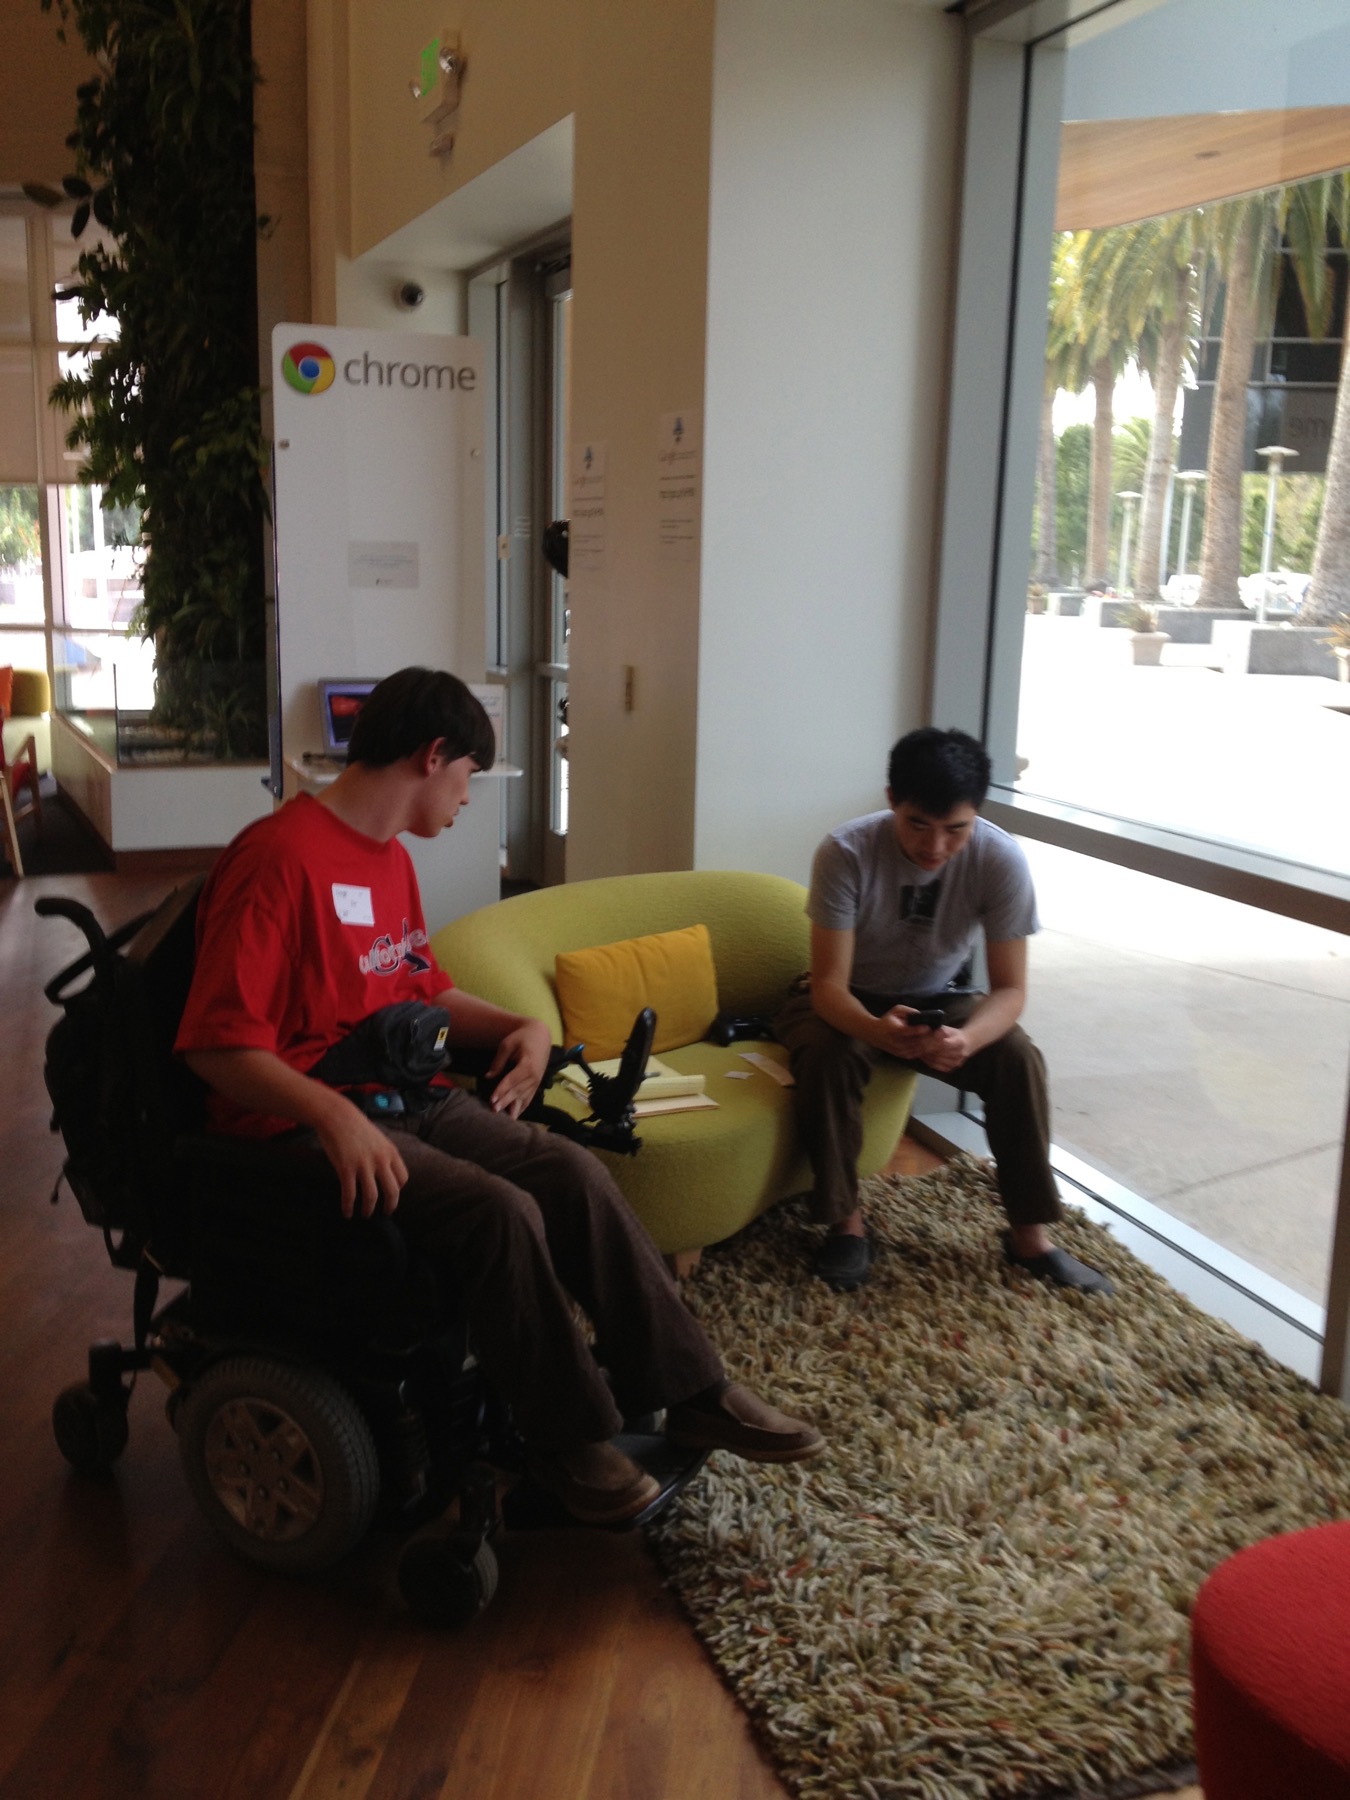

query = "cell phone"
[[905, 1007, 946, 1029]]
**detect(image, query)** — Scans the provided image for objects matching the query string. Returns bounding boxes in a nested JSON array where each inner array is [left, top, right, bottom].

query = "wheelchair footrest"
[[499, 1431, 708, 1533]]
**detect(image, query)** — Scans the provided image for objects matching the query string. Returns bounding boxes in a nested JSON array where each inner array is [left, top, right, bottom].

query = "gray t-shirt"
[[807, 811, 1038, 996]]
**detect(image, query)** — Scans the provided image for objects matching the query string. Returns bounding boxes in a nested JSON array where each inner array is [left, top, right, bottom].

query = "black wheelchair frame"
[[37, 881, 704, 1628]]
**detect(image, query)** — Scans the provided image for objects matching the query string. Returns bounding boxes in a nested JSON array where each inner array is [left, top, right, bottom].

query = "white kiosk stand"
[[271, 326, 514, 931]]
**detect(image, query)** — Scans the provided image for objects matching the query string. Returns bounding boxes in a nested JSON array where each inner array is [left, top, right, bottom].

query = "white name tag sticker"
[[332, 883, 375, 927]]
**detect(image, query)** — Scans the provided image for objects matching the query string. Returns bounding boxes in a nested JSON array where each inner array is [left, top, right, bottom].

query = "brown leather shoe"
[[528, 1440, 662, 1525], [665, 1382, 825, 1464]]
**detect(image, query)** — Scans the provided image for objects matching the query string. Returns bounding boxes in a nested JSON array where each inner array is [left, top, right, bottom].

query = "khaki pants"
[[774, 986, 1062, 1230], [368, 1089, 724, 1452]]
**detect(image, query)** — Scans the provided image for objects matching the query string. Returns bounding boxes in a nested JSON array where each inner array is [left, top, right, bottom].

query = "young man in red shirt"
[[175, 667, 822, 1525]]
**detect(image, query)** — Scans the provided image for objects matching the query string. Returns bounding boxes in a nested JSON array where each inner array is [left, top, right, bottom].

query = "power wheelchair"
[[37, 880, 706, 1629]]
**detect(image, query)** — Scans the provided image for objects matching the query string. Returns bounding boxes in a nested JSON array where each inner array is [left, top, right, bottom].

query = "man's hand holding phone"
[[871, 1003, 972, 1072], [872, 1004, 941, 1056]]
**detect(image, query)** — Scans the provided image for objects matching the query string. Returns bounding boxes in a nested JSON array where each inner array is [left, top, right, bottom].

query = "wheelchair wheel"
[[397, 1531, 499, 1628], [52, 1382, 129, 1473], [176, 1355, 380, 1575]]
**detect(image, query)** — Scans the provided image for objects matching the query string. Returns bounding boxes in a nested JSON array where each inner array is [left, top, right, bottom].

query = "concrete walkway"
[[1013, 615, 1350, 1304], [1016, 612, 1350, 875]]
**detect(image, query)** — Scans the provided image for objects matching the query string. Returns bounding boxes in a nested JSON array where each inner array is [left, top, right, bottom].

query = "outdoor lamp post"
[[1158, 466, 1176, 591], [1255, 445, 1298, 625], [1176, 470, 1206, 583], [1116, 491, 1142, 594]]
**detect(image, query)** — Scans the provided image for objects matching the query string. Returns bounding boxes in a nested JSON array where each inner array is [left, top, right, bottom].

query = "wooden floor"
[[0, 866, 1199, 1800]]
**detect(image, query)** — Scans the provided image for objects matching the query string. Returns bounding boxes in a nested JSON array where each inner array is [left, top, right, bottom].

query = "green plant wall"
[[45, 0, 269, 758]]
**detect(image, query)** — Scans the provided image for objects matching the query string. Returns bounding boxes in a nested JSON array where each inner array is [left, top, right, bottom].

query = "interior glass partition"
[[938, 0, 1350, 1390]]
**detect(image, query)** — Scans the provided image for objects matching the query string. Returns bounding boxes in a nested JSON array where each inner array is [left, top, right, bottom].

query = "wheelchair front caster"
[[397, 1530, 499, 1628], [53, 1382, 129, 1473]]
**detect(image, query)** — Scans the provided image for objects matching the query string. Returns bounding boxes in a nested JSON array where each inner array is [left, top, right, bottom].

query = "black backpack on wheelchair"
[[38, 882, 700, 1628]]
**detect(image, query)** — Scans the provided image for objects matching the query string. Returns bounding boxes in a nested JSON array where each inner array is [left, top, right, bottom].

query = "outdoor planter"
[[1211, 622, 1340, 677], [1131, 631, 1170, 666], [1155, 606, 1248, 645]]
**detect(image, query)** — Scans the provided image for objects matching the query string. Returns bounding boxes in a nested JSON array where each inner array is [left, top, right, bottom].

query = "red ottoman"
[[1191, 1521, 1350, 1799]]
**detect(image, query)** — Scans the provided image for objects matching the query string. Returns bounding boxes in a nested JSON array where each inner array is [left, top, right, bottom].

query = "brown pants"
[[372, 1089, 724, 1452], [774, 987, 1062, 1230]]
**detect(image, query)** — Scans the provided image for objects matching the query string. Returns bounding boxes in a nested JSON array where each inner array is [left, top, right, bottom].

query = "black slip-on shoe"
[[1004, 1235, 1115, 1296], [811, 1232, 874, 1292]]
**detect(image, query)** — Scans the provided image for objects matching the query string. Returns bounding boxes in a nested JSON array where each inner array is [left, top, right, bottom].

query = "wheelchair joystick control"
[[534, 1008, 656, 1155]]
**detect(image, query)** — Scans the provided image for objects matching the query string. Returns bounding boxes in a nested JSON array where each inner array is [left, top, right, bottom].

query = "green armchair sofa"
[[430, 870, 916, 1255]]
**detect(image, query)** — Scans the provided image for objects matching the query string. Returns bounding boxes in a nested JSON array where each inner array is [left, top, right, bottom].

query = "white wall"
[[562, 0, 718, 880], [693, 0, 963, 878], [335, 257, 466, 334]]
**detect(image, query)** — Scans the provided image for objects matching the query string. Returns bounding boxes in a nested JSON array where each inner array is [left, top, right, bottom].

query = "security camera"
[[395, 280, 426, 311]]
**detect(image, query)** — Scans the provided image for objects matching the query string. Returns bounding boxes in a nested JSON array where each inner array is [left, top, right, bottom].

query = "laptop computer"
[[314, 678, 378, 764]]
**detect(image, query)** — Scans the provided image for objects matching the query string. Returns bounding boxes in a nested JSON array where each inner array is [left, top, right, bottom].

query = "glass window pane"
[[55, 630, 154, 714], [0, 628, 50, 672], [0, 485, 44, 622], [55, 485, 143, 630], [0, 217, 29, 337], [550, 289, 572, 667], [55, 294, 117, 346], [0, 346, 38, 484], [51, 217, 119, 347], [1016, 0, 1350, 878], [551, 678, 569, 835], [1020, 838, 1350, 1305]]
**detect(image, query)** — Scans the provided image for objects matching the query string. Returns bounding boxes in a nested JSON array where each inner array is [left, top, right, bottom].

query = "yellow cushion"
[[11, 668, 51, 716], [554, 923, 719, 1061]]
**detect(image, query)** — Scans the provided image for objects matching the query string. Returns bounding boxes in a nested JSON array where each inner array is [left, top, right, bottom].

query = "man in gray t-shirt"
[[776, 727, 1112, 1298]]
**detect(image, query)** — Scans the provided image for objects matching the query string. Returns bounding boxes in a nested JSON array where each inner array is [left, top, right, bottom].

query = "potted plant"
[[1322, 615, 1350, 684], [1123, 600, 1170, 666], [1027, 582, 1047, 616]]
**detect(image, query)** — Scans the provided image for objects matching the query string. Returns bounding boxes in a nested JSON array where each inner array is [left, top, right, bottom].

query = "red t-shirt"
[[175, 793, 454, 1135]]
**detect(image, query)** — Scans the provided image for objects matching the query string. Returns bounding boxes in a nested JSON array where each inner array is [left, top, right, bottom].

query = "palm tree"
[[1035, 236, 1087, 585], [1052, 232, 1135, 585], [1077, 215, 1203, 602], [1195, 201, 1267, 607], [1300, 173, 1350, 628], [1086, 354, 1119, 584], [1196, 181, 1339, 608]]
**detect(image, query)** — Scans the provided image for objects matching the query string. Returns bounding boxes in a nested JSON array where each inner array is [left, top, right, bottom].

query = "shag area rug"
[[649, 1157, 1350, 1800]]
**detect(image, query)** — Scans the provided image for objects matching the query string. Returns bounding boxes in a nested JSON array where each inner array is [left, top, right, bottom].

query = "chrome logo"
[[281, 341, 336, 395]]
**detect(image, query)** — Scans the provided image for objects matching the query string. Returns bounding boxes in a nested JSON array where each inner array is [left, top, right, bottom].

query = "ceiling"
[[1057, 105, 1350, 230]]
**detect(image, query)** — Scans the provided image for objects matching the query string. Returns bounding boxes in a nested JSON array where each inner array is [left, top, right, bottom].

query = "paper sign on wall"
[[570, 440, 608, 575], [656, 409, 701, 563], [348, 540, 420, 589]]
